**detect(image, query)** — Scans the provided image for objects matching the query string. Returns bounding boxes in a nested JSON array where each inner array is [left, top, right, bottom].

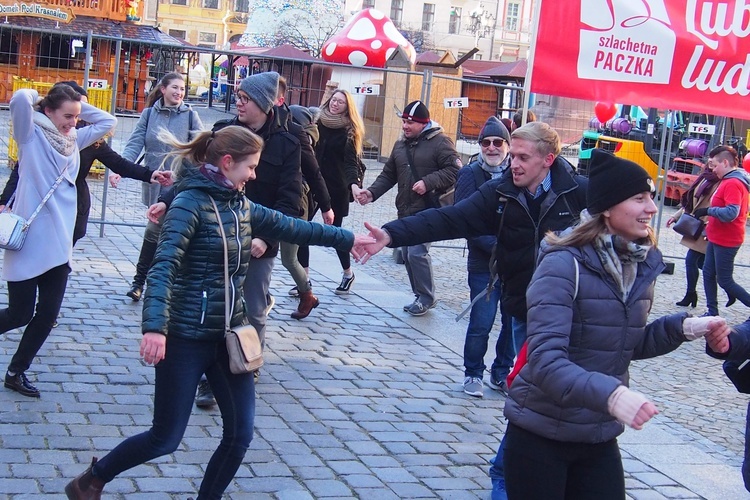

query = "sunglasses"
[[481, 138, 505, 148]]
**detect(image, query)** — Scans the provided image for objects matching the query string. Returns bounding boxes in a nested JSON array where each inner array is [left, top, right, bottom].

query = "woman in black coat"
[[298, 89, 365, 294]]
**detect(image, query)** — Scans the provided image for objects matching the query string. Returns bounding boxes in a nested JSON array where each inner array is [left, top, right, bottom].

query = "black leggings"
[[504, 423, 625, 500], [0, 263, 70, 374], [297, 205, 350, 271]]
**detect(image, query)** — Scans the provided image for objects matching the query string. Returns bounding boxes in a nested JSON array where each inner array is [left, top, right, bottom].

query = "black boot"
[[126, 239, 158, 302], [676, 291, 698, 308]]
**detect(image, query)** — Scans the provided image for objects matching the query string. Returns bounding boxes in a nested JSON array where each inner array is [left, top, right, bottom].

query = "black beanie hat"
[[479, 116, 511, 143], [587, 149, 655, 214], [402, 100, 430, 124]]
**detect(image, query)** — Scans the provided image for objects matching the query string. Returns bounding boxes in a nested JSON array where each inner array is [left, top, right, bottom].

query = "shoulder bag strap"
[[135, 108, 152, 165], [23, 165, 71, 228], [209, 196, 231, 335]]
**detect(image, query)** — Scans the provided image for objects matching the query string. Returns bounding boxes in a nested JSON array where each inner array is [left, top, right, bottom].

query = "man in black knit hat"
[[358, 100, 462, 316]]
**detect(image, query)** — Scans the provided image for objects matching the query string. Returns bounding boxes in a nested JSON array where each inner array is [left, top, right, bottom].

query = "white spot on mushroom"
[[371, 40, 382, 50], [368, 8, 385, 20], [347, 17, 377, 40], [348, 50, 369, 66], [325, 42, 337, 57], [383, 21, 408, 45], [385, 47, 395, 60]]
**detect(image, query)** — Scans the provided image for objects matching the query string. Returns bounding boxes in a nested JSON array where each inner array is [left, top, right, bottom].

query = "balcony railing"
[[45, 0, 128, 22]]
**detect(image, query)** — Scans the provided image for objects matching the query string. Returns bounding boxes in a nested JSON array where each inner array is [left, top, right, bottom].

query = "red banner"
[[531, 0, 750, 119]]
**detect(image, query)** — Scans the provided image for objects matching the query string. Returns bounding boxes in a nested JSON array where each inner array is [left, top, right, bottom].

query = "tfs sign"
[[353, 85, 380, 95], [444, 97, 469, 108]]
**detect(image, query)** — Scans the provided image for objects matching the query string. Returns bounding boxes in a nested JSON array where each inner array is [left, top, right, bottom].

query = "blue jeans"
[[489, 434, 508, 500], [93, 335, 255, 499], [703, 242, 750, 315], [494, 316, 527, 381], [463, 272, 507, 379]]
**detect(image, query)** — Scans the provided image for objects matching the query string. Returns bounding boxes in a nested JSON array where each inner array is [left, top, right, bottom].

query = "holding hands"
[[151, 170, 173, 187], [356, 188, 373, 205], [352, 222, 391, 264]]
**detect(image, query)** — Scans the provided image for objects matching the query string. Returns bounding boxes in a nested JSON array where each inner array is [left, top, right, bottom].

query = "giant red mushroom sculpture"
[[321, 8, 417, 68]]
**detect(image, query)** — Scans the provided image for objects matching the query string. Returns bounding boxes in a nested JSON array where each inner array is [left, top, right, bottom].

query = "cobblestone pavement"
[[0, 105, 749, 498]]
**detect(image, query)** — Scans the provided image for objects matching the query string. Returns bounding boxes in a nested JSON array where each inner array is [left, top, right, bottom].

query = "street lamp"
[[468, 2, 495, 55]]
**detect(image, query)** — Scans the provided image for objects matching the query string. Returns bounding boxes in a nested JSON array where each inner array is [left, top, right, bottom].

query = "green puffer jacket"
[[142, 164, 355, 341]]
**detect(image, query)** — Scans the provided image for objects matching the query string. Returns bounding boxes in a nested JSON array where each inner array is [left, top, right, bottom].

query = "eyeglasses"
[[329, 98, 346, 105], [236, 93, 250, 105], [481, 138, 505, 148]]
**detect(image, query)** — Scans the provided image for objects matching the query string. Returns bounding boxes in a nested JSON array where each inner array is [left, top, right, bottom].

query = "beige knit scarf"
[[318, 107, 350, 130], [33, 111, 77, 157]]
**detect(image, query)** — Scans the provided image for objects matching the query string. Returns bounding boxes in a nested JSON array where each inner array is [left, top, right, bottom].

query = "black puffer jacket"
[[504, 243, 688, 443], [368, 123, 461, 218], [142, 165, 354, 341], [493, 157, 587, 318], [212, 107, 302, 258]]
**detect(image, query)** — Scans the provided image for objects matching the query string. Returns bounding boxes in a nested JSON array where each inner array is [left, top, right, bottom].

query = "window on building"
[[169, 29, 187, 40], [448, 6, 461, 34], [390, 0, 403, 24], [235, 0, 249, 12], [36, 35, 75, 69], [421, 3, 435, 31], [505, 1, 520, 31], [171, 0, 187, 5], [0, 31, 19, 65], [363, 0, 375, 8], [202, 0, 218, 9], [199, 32, 217, 44]]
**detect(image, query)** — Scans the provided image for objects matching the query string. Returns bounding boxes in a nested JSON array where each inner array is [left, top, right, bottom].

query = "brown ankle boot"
[[291, 290, 319, 320], [65, 457, 105, 499]]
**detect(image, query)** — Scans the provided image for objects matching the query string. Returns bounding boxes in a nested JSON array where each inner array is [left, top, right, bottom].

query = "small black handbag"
[[672, 213, 705, 240]]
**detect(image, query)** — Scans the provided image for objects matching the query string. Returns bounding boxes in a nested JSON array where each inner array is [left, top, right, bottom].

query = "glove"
[[692, 207, 709, 218], [607, 385, 652, 429], [683, 315, 725, 340]]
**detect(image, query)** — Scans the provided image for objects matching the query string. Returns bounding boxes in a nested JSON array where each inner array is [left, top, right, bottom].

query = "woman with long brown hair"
[[296, 89, 365, 296], [65, 125, 371, 499]]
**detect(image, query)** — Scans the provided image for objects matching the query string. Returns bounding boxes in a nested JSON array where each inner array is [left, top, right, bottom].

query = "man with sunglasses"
[[454, 117, 512, 399]]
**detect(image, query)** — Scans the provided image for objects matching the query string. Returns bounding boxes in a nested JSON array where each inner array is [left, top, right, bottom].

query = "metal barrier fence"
[[1, 27, 749, 266]]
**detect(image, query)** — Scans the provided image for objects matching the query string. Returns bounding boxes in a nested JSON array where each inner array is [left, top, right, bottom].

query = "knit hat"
[[238, 71, 280, 114], [289, 105, 314, 127], [402, 100, 430, 124], [479, 116, 510, 143], [587, 149, 656, 214]]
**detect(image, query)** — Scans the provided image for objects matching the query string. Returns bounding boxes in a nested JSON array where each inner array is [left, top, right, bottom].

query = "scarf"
[[200, 163, 235, 190], [480, 154, 509, 179], [318, 107, 351, 130], [689, 171, 720, 209], [592, 233, 650, 301], [33, 112, 77, 157]]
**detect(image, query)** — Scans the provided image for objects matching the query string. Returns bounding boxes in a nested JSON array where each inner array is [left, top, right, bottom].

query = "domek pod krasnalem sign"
[[531, 0, 750, 120], [0, 2, 75, 23]]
